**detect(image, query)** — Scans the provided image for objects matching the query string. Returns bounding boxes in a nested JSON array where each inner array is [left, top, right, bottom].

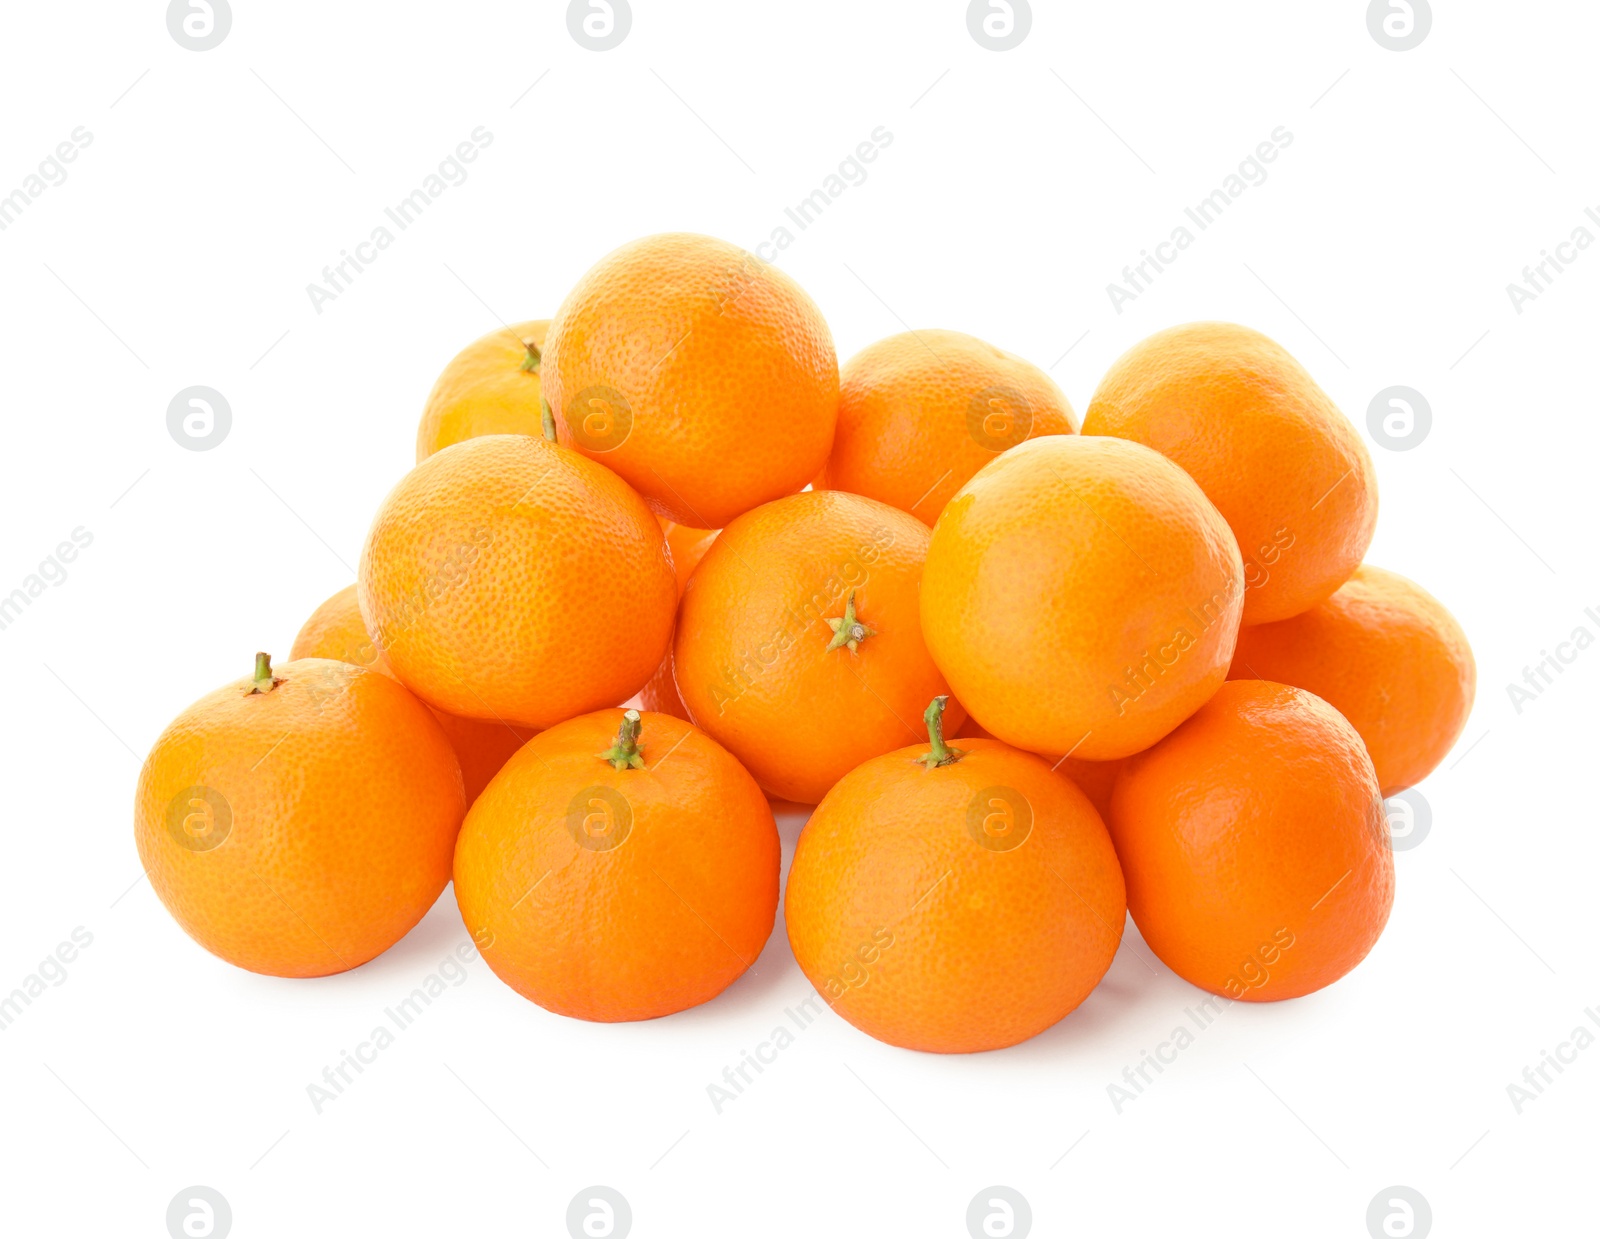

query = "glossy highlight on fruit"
[[1108, 680, 1393, 1000], [1230, 565, 1475, 793]]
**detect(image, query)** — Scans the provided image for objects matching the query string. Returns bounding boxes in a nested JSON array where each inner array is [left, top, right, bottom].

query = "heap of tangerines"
[[135, 233, 1474, 1053]]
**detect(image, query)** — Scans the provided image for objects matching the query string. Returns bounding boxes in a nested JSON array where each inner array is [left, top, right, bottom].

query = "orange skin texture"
[[1108, 680, 1393, 1001], [1083, 322, 1378, 624], [359, 434, 676, 730], [639, 519, 719, 721], [453, 709, 780, 1022], [785, 739, 1126, 1053], [825, 329, 1078, 524], [674, 490, 961, 804], [291, 584, 532, 802], [134, 659, 465, 978], [922, 435, 1244, 761], [1230, 565, 1475, 795], [955, 715, 1121, 819], [542, 233, 839, 528], [415, 320, 549, 462]]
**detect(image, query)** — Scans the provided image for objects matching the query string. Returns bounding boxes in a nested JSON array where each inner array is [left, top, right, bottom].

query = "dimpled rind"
[[921, 434, 1245, 761], [785, 739, 1126, 1053], [1108, 680, 1394, 1001], [416, 320, 550, 462], [674, 490, 961, 804], [542, 233, 839, 529], [826, 329, 1077, 523], [1083, 322, 1378, 624], [358, 434, 677, 730], [453, 709, 780, 1022], [290, 583, 534, 802], [1230, 565, 1476, 794], [134, 658, 466, 978]]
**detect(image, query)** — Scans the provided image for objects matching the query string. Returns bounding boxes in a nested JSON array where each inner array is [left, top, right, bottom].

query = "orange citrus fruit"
[[415, 320, 549, 462], [359, 434, 676, 730], [453, 708, 779, 1021], [922, 434, 1243, 761], [662, 518, 719, 593], [638, 518, 718, 721], [291, 584, 532, 801], [1108, 679, 1393, 1000], [135, 654, 464, 977], [1230, 565, 1475, 794], [674, 490, 960, 804], [1083, 322, 1377, 624], [955, 715, 1122, 820], [542, 233, 838, 528], [785, 699, 1126, 1052], [821, 329, 1076, 523]]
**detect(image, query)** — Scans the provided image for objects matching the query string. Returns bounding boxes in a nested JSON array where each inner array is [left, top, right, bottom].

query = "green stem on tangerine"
[[249, 651, 281, 695], [541, 396, 558, 443], [825, 591, 876, 653], [520, 340, 541, 373], [599, 709, 646, 771], [915, 695, 964, 769]]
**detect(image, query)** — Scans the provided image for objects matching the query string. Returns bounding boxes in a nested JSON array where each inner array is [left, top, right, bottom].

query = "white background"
[[1, 1, 1595, 1235]]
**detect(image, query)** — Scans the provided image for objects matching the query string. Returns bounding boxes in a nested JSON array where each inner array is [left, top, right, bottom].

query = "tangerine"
[[291, 584, 531, 802], [453, 709, 779, 1021], [135, 654, 464, 977], [1083, 322, 1377, 624], [922, 434, 1243, 761], [359, 434, 676, 729], [822, 329, 1076, 523], [675, 490, 959, 804], [1230, 565, 1475, 794], [542, 233, 837, 528], [416, 320, 549, 462], [1108, 679, 1393, 1000], [785, 699, 1126, 1052]]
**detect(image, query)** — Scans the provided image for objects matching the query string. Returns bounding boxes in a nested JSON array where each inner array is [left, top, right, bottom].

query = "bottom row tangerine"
[[454, 681, 1393, 1053], [135, 655, 1396, 1052]]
